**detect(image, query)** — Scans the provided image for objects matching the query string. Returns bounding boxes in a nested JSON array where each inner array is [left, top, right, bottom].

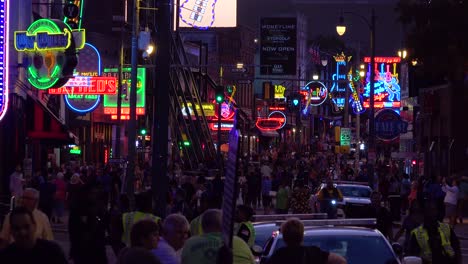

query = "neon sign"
[[49, 76, 117, 95], [330, 52, 353, 110], [213, 101, 235, 120], [301, 81, 327, 115], [210, 122, 234, 131], [14, 19, 86, 89], [182, 102, 215, 117], [0, 0, 10, 122], [64, 43, 101, 113], [256, 118, 285, 131], [375, 109, 408, 141], [274, 84, 286, 99], [103, 67, 146, 112], [179, 0, 218, 30], [268, 111, 287, 129], [362, 57, 401, 109], [348, 69, 365, 114]]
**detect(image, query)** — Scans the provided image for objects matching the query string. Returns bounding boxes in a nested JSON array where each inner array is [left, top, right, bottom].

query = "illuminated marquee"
[[274, 84, 286, 99], [64, 43, 101, 113], [256, 117, 285, 131], [48, 76, 117, 95], [14, 19, 86, 89], [103, 67, 146, 117], [362, 57, 401, 109], [301, 81, 327, 115], [268, 111, 287, 129], [182, 102, 215, 117], [0, 0, 10, 122], [330, 53, 353, 111], [177, 0, 236, 29], [210, 122, 234, 131]]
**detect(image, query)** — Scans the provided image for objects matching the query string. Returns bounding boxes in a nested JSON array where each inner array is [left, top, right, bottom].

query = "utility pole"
[[115, 6, 126, 159], [152, 0, 171, 217], [126, 0, 140, 208], [368, 9, 376, 188]]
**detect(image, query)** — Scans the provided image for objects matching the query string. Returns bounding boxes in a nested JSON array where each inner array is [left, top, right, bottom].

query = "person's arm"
[[327, 253, 347, 264], [336, 189, 344, 201], [236, 223, 251, 244]]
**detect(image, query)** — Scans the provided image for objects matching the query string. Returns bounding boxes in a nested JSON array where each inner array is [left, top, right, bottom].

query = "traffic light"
[[139, 128, 147, 135], [215, 86, 224, 103], [183, 140, 191, 146]]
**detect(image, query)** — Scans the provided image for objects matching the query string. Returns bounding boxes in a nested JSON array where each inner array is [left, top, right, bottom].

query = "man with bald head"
[[181, 209, 255, 264], [0, 188, 53, 249]]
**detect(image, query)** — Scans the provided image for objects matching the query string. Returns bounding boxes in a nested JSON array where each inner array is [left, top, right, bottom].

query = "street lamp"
[[398, 49, 407, 59], [337, 9, 376, 186]]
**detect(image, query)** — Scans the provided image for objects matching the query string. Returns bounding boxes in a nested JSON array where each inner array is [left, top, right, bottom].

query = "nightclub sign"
[[301, 81, 327, 115], [0, 0, 9, 122], [14, 19, 86, 89], [375, 109, 408, 141], [48, 76, 117, 95], [63, 43, 102, 113], [363, 57, 401, 109]]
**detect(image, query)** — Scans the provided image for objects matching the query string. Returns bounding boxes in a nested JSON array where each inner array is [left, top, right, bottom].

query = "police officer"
[[122, 191, 161, 246], [408, 201, 461, 264], [317, 178, 343, 218], [234, 205, 256, 247]]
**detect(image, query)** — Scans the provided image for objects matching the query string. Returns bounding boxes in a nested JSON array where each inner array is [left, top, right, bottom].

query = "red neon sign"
[[111, 115, 130, 120], [364, 57, 401, 63], [48, 76, 118, 95], [269, 106, 286, 111], [256, 117, 285, 131], [104, 107, 145, 115], [209, 122, 234, 131]]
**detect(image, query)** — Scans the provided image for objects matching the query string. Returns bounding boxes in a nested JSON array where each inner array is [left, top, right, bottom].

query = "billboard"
[[363, 57, 401, 109], [260, 17, 297, 75], [176, 0, 237, 29]]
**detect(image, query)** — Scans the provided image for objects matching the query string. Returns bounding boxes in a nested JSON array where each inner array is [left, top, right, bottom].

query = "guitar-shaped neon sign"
[[179, 0, 218, 30]]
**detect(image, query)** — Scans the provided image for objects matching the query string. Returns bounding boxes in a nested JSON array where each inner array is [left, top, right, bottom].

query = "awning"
[[259, 129, 279, 137], [26, 96, 78, 145]]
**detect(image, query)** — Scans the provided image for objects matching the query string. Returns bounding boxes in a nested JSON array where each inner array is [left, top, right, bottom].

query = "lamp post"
[[337, 9, 376, 187]]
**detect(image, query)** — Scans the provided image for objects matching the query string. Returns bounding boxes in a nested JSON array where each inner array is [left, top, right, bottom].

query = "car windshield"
[[337, 186, 371, 198], [275, 234, 398, 264]]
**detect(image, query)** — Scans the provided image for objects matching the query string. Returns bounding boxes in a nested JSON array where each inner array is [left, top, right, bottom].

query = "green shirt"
[[276, 187, 290, 210], [181, 232, 255, 264]]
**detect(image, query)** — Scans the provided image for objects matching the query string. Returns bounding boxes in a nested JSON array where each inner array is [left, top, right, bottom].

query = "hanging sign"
[[64, 43, 102, 113], [14, 19, 86, 89], [340, 128, 351, 146], [375, 109, 408, 141]]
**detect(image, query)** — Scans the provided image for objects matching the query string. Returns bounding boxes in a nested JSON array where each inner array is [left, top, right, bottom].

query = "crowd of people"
[[0, 147, 467, 263]]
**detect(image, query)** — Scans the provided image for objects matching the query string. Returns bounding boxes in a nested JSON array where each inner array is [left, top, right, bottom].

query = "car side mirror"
[[402, 256, 422, 264], [391, 242, 403, 256], [251, 245, 263, 256]]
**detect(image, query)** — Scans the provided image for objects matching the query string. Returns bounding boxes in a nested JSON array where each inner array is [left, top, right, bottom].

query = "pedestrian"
[[234, 205, 256, 247], [290, 181, 312, 214], [265, 218, 346, 264], [181, 209, 255, 264], [400, 173, 412, 215], [261, 175, 273, 214], [67, 172, 83, 211], [246, 171, 261, 210], [38, 172, 57, 220], [69, 184, 108, 264], [0, 188, 54, 249], [117, 219, 162, 264], [122, 191, 161, 246], [393, 202, 424, 253], [442, 177, 459, 228], [9, 165, 24, 198], [0, 207, 67, 264], [366, 191, 393, 241], [457, 175, 468, 224], [52, 172, 66, 223], [408, 201, 461, 264], [152, 214, 190, 264], [275, 180, 290, 214]]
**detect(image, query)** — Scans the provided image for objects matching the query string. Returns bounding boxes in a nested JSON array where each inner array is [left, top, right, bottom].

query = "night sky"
[[237, 0, 404, 56]]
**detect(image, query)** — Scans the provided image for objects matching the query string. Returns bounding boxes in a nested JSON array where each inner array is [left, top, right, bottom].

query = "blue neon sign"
[[0, 0, 9, 122]]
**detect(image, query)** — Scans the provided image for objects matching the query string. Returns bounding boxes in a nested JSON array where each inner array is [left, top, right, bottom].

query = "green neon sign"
[[14, 19, 86, 90], [70, 148, 81, 154], [102, 68, 146, 108]]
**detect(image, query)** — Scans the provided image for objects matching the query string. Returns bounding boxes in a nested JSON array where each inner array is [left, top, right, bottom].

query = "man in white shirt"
[[152, 214, 190, 264], [9, 165, 24, 198], [442, 177, 459, 227], [0, 188, 54, 249], [260, 162, 273, 178]]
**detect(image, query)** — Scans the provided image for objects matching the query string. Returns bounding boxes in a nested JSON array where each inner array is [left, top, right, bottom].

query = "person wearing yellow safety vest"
[[408, 201, 461, 264], [234, 205, 256, 247], [122, 191, 161, 246], [189, 190, 217, 236]]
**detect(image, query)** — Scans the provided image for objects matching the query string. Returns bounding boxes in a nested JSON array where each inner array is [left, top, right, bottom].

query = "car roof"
[[274, 226, 383, 238]]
